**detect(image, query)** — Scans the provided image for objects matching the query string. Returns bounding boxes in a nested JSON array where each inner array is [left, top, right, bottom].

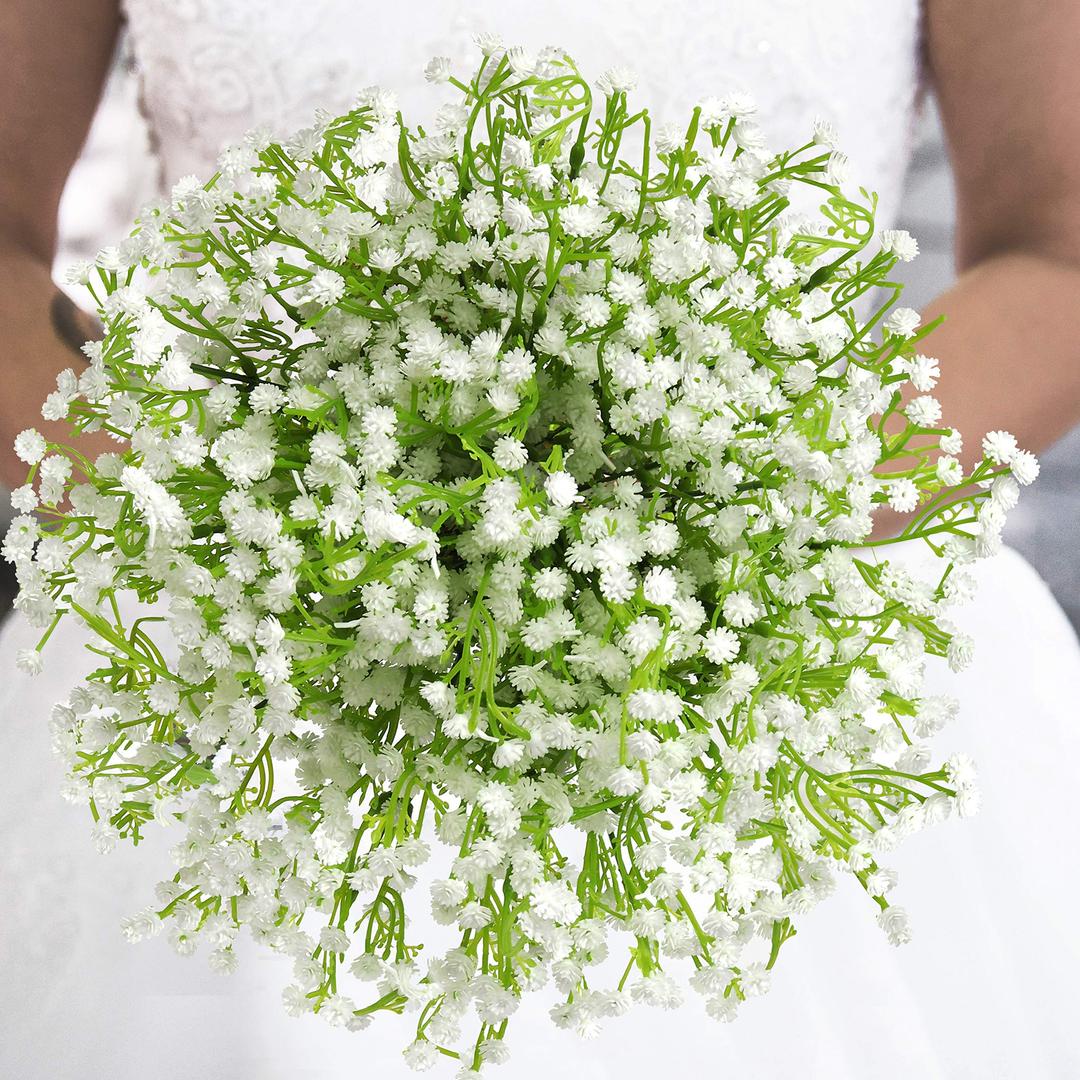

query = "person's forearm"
[[920, 248, 1080, 467], [869, 247, 1080, 540], [0, 241, 106, 489]]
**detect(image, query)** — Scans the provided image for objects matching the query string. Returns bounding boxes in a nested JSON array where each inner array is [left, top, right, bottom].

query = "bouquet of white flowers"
[[4, 41, 1036, 1073]]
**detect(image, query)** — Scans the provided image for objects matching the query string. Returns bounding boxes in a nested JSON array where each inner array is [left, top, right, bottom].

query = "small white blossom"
[[544, 471, 580, 508], [880, 229, 919, 262]]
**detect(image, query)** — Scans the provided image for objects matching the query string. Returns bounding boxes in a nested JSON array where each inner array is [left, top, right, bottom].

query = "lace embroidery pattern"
[[121, 0, 923, 228]]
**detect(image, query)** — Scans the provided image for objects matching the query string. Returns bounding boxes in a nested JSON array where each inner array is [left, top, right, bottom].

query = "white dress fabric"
[[4, 3, 1080, 1077]]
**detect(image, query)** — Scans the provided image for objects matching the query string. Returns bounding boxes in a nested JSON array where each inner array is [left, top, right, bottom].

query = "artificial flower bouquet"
[[4, 41, 1035, 1074]]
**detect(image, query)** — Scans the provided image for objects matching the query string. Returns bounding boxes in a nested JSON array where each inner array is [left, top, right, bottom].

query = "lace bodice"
[[121, 0, 924, 231]]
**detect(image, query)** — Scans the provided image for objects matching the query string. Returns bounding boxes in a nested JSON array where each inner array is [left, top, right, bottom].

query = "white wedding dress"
[[3, 2, 1080, 1078]]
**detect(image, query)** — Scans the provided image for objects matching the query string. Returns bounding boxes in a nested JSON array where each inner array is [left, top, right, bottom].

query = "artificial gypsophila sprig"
[[4, 37, 1038, 1073]]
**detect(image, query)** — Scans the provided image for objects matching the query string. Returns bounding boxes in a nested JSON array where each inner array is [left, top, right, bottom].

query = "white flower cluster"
[[5, 41, 1035, 1073]]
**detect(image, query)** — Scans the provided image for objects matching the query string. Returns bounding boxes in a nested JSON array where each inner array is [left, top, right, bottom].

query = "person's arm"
[[922, 0, 1080, 467], [0, 0, 121, 489]]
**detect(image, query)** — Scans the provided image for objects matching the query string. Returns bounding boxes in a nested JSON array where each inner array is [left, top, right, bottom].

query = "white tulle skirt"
[[3, 542, 1078, 1079]]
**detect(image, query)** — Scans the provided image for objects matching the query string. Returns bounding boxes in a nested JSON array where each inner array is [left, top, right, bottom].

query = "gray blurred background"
[[2, 49, 1078, 628]]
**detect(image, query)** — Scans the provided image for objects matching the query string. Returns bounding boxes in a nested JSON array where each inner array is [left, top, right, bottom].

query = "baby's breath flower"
[[877, 905, 913, 946], [880, 228, 919, 261], [884, 306, 921, 338], [982, 429, 1019, 465], [5, 42, 1034, 1072], [424, 56, 452, 84], [13, 428, 47, 464]]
